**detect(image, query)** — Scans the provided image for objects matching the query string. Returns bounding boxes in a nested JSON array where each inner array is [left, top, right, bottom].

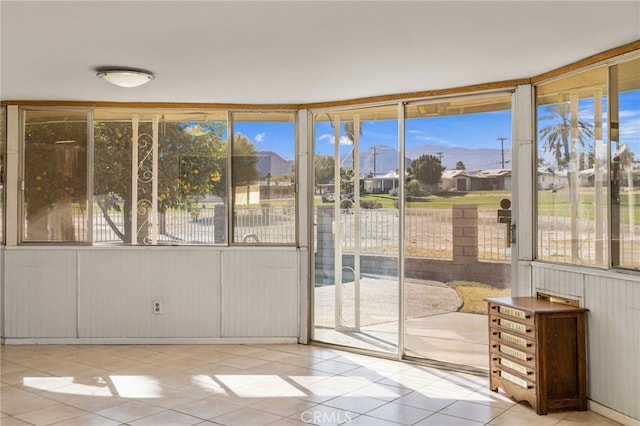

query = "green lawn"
[[315, 191, 511, 210], [537, 188, 640, 222], [313, 188, 640, 223]]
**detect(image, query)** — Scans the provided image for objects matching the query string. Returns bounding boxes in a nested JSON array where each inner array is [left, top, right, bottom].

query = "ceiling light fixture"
[[96, 69, 154, 88]]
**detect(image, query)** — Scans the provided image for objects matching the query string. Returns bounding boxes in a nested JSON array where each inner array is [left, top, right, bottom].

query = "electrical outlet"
[[153, 300, 163, 314]]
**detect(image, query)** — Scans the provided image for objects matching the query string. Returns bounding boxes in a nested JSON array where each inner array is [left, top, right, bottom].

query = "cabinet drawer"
[[489, 303, 535, 326], [486, 297, 588, 415], [490, 329, 535, 350], [490, 316, 536, 338], [491, 368, 534, 390], [491, 356, 536, 382], [490, 341, 536, 368]]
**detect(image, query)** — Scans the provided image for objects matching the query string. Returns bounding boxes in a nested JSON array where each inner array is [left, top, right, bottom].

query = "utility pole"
[[436, 152, 443, 162], [372, 146, 378, 176], [497, 137, 508, 168]]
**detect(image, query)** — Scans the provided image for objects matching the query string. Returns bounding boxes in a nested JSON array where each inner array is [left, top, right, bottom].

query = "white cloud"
[[619, 109, 640, 119], [620, 117, 640, 137], [254, 132, 266, 143], [319, 133, 352, 145]]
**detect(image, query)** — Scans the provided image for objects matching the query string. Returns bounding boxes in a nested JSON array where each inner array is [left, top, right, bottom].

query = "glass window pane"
[[611, 57, 640, 270], [93, 112, 134, 243], [231, 111, 296, 244], [94, 109, 228, 245], [536, 67, 609, 267], [23, 109, 88, 242]]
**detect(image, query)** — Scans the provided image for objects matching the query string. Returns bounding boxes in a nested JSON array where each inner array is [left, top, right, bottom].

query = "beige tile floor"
[[1, 344, 620, 425]]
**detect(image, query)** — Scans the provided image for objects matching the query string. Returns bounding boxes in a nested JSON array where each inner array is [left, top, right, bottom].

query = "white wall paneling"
[[3, 247, 301, 342], [4, 249, 78, 338], [584, 274, 640, 421], [532, 264, 586, 303], [78, 248, 222, 338], [222, 248, 299, 337]]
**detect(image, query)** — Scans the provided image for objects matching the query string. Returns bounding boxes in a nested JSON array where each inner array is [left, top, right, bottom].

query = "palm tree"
[[538, 102, 595, 264], [538, 102, 594, 171]]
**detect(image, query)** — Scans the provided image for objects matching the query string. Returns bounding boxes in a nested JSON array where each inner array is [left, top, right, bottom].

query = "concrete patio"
[[313, 276, 494, 372]]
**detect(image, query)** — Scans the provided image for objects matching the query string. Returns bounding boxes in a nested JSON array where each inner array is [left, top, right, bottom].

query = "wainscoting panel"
[[532, 264, 585, 302], [222, 248, 299, 337], [4, 249, 78, 338], [584, 274, 640, 420], [78, 248, 222, 338]]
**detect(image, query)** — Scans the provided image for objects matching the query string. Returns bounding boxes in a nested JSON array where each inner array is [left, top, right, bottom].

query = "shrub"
[[406, 180, 425, 197], [360, 199, 382, 209]]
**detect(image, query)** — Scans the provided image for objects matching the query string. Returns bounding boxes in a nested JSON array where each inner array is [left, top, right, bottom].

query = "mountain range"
[[256, 151, 294, 177], [257, 142, 512, 179], [353, 144, 512, 174], [407, 144, 512, 171]]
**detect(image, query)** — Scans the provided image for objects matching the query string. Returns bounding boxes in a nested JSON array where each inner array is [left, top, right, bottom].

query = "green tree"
[[94, 119, 228, 243], [456, 161, 466, 170], [314, 155, 335, 191], [232, 132, 260, 187], [410, 154, 444, 191]]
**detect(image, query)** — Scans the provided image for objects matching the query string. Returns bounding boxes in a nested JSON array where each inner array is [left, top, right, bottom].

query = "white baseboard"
[[589, 400, 640, 426], [2, 337, 299, 345]]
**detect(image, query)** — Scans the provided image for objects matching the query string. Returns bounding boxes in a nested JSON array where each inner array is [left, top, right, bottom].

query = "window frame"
[[229, 110, 298, 246], [19, 107, 92, 245], [16, 106, 299, 247], [533, 53, 640, 272]]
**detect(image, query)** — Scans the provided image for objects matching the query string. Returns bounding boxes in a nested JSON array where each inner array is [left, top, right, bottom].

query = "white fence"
[[75, 204, 296, 244], [538, 210, 640, 268], [58, 205, 510, 261], [335, 208, 510, 262]]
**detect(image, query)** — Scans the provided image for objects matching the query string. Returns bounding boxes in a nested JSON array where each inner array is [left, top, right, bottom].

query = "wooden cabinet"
[[485, 297, 588, 415]]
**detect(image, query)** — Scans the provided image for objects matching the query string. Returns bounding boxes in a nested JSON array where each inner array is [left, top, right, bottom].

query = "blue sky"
[[231, 91, 640, 165], [312, 110, 512, 160]]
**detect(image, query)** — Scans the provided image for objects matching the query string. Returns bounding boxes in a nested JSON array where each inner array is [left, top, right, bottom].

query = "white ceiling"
[[1, 1, 639, 105]]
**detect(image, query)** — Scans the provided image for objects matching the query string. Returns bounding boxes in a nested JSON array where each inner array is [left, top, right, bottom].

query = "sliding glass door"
[[311, 94, 514, 371], [312, 105, 400, 354], [402, 95, 513, 370]]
